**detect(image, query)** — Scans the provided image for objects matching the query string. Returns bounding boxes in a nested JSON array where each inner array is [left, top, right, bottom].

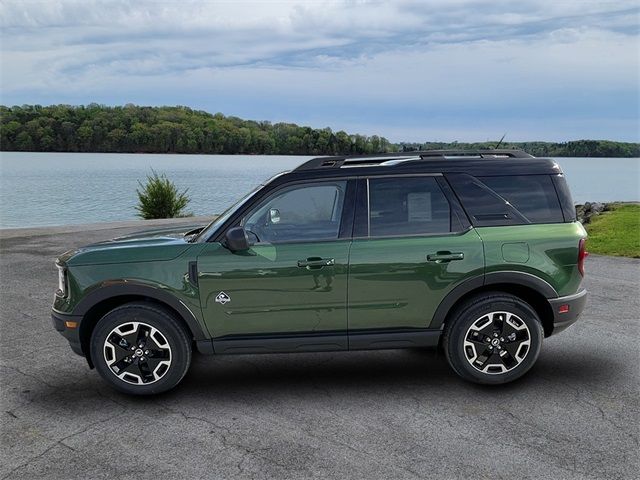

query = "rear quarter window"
[[447, 174, 565, 226], [478, 175, 564, 224]]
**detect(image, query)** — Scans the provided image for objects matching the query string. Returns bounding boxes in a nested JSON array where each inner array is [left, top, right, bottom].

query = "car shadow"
[[151, 345, 623, 400], [13, 345, 623, 408]]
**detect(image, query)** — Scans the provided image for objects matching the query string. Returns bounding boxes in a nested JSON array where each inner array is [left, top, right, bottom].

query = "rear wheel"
[[443, 293, 543, 385], [90, 302, 192, 395]]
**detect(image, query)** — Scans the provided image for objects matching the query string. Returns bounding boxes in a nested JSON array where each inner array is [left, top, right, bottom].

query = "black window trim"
[[211, 177, 357, 245], [355, 173, 471, 240], [351, 227, 474, 241], [550, 173, 576, 222], [436, 176, 471, 231]]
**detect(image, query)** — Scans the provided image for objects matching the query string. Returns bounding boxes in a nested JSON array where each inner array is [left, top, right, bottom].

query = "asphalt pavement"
[[1, 220, 638, 479]]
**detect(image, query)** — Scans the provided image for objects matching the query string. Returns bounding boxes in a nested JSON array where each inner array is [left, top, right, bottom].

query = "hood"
[[58, 223, 206, 266]]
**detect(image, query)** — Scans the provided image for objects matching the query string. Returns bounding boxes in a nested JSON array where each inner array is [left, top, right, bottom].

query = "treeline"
[[399, 141, 640, 158], [1, 104, 638, 157], [0, 104, 392, 155]]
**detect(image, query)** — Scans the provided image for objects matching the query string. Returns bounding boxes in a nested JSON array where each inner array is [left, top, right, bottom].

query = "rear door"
[[347, 175, 484, 348]]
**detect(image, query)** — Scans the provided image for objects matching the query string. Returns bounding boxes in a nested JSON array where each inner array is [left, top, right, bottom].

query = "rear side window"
[[367, 177, 458, 236], [447, 174, 564, 226]]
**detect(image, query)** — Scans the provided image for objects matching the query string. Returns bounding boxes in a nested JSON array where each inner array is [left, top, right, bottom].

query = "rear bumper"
[[51, 310, 84, 356], [549, 289, 587, 334]]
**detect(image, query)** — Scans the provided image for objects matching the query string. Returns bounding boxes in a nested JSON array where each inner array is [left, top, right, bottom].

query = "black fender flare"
[[73, 282, 209, 341], [429, 271, 558, 329]]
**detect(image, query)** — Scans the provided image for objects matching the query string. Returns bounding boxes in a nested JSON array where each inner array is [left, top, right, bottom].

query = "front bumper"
[[549, 289, 587, 334], [51, 310, 84, 356]]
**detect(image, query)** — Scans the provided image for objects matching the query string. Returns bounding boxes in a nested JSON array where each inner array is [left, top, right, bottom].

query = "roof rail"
[[418, 149, 532, 158], [294, 149, 532, 170]]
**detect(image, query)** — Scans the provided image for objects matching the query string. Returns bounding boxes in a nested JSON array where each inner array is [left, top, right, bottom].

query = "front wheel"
[[443, 293, 543, 385], [90, 302, 192, 395]]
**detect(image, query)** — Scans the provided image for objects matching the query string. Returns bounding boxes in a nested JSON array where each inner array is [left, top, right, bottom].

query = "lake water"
[[0, 152, 638, 229]]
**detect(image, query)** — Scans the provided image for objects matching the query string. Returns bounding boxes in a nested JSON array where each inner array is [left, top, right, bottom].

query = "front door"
[[348, 175, 484, 348], [197, 179, 353, 353]]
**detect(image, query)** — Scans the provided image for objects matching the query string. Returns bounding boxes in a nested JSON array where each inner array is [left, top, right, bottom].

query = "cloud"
[[1, 0, 638, 141]]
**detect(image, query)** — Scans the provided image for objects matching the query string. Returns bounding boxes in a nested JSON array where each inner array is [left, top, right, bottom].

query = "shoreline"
[[0, 216, 214, 240], [575, 201, 639, 224]]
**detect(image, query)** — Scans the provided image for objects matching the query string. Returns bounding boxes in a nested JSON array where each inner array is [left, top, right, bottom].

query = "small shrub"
[[135, 170, 191, 219]]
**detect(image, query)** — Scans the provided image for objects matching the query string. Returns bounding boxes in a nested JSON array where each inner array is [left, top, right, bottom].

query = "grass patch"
[[585, 203, 640, 258]]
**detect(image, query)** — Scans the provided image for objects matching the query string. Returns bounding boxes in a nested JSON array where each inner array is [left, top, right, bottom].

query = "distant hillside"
[[1, 104, 638, 157], [398, 141, 640, 158], [0, 104, 392, 155]]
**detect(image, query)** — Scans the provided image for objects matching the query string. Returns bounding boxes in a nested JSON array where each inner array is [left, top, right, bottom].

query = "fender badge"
[[215, 291, 231, 305]]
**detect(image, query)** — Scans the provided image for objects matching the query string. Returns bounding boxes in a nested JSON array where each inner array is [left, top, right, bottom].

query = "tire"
[[443, 293, 543, 385], [90, 302, 192, 395]]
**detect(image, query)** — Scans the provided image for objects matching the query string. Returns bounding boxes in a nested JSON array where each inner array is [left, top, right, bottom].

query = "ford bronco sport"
[[52, 150, 588, 394]]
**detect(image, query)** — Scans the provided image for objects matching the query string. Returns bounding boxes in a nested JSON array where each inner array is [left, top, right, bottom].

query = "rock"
[[575, 202, 610, 224], [575, 204, 588, 224]]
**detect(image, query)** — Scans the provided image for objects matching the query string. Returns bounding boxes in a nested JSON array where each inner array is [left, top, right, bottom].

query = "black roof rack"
[[295, 149, 532, 170], [418, 149, 532, 158]]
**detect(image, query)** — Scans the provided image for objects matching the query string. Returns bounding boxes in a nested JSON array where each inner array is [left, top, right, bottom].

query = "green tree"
[[76, 124, 93, 151], [1, 104, 637, 156], [135, 170, 191, 219], [14, 131, 34, 150]]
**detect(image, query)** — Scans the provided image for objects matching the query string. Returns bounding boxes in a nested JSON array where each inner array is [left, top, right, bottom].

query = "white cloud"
[[1, 0, 638, 141]]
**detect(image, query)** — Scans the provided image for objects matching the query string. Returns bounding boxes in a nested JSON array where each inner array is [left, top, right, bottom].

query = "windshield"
[[194, 170, 291, 242], [194, 185, 263, 242]]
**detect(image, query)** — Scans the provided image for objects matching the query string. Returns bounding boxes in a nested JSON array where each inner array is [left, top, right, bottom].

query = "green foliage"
[[398, 140, 640, 158], [135, 170, 191, 220], [1, 104, 638, 156], [585, 203, 640, 258], [0, 104, 392, 155]]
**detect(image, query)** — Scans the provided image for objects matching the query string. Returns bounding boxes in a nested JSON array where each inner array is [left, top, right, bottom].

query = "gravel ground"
[[1, 220, 638, 480]]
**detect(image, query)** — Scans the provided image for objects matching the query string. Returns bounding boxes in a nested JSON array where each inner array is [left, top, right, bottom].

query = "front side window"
[[242, 181, 347, 243], [367, 177, 454, 236]]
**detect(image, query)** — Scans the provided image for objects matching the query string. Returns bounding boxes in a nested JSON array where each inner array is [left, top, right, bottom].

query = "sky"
[[1, 0, 639, 142]]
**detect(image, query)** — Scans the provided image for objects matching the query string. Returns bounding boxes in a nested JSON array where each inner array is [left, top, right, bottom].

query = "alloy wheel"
[[103, 321, 172, 385], [463, 311, 531, 374]]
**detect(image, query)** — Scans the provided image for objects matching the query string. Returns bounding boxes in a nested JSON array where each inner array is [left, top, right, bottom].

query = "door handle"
[[427, 252, 464, 263], [297, 257, 335, 269]]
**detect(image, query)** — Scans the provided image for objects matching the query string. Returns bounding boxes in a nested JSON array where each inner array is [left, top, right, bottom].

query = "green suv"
[[52, 150, 588, 394]]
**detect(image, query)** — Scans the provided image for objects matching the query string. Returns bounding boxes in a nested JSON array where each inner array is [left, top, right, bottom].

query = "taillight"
[[578, 238, 588, 276]]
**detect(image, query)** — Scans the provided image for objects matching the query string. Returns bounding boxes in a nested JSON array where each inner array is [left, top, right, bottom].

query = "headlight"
[[56, 264, 67, 297]]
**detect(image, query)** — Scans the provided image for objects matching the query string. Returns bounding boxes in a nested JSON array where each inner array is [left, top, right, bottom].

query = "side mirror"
[[269, 208, 281, 224], [224, 227, 250, 252]]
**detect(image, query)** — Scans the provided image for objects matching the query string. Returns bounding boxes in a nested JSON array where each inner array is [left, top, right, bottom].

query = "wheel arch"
[[431, 272, 557, 337], [74, 284, 209, 365]]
